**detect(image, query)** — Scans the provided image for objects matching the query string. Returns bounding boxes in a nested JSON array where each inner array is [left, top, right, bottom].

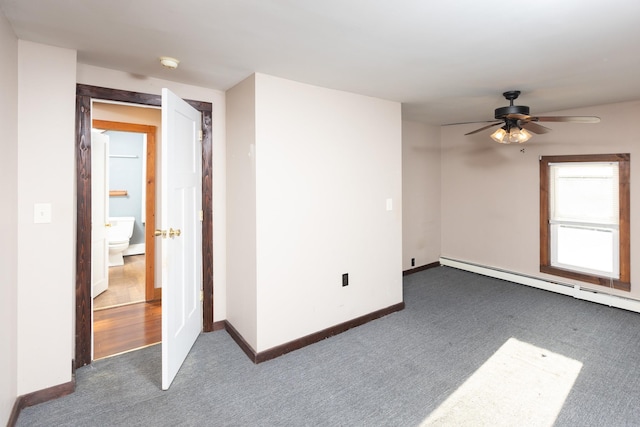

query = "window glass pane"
[[551, 163, 618, 224], [554, 225, 617, 277]]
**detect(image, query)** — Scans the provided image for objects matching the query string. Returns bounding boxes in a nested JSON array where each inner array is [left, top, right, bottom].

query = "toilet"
[[108, 216, 135, 267]]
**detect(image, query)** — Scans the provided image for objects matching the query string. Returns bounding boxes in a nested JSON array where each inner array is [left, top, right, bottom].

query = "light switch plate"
[[34, 203, 52, 224], [386, 198, 393, 211]]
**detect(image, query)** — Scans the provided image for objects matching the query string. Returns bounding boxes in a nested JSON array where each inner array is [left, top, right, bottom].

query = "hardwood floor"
[[93, 301, 162, 360], [94, 254, 145, 309], [93, 254, 161, 360]]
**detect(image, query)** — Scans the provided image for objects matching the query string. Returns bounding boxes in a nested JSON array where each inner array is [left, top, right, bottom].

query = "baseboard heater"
[[439, 257, 640, 314]]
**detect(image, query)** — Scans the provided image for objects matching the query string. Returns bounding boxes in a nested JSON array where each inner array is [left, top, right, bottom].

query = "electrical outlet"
[[411, 258, 415, 267], [342, 273, 349, 287]]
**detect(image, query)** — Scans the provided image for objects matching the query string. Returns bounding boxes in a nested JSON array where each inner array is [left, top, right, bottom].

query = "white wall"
[[226, 75, 258, 348], [77, 64, 228, 322], [16, 41, 77, 395], [0, 10, 18, 425], [441, 100, 640, 300], [253, 74, 403, 352], [402, 120, 441, 270]]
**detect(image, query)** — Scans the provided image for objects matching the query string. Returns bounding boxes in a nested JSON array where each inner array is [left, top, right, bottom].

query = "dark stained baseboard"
[[7, 400, 20, 427], [225, 302, 406, 364], [402, 261, 440, 276], [224, 320, 258, 363], [212, 320, 226, 331], [8, 377, 75, 427]]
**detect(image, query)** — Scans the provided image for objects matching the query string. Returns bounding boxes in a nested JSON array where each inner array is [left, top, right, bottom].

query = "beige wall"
[[16, 41, 77, 395], [77, 63, 228, 321], [93, 102, 162, 127], [402, 120, 441, 270], [226, 75, 258, 347], [441, 100, 640, 300], [0, 11, 18, 425], [252, 73, 402, 352]]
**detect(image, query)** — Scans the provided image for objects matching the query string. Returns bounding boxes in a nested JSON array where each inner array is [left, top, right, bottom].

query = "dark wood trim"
[[223, 321, 257, 363], [212, 320, 226, 331], [539, 153, 629, 164], [92, 120, 158, 302], [76, 84, 212, 113], [75, 84, 214, 368], [8, 379, 76, 427], [202, 110, 214, 332], [8, 399, 21, 427], [256, 302, 405, 363], [540, 265, 630, 291], [539, 155, 550, 267], [539, 153, 631, 292], [403, 261, 440, 276], [225, 302, 405, 364], [619, 156, 631, 283], [75, 93, 92, 368]]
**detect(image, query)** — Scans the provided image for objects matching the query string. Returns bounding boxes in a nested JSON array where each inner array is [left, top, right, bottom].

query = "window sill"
[[540, 265, 630, 292]]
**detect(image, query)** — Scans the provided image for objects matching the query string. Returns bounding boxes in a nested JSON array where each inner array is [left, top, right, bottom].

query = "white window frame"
[[549, 161, 620, 279]]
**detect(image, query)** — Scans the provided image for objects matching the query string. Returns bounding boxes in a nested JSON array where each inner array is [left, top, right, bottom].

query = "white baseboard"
[[124, 243, 145, 256], [439, 257, 640, 314]]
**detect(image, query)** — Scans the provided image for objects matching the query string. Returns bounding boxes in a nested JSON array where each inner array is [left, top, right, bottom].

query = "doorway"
[[91, 117, 161, 359], [75, 84, 214, 368]]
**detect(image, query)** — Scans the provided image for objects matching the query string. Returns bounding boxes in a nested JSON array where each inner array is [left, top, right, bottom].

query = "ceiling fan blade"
[[532, 116, 600, 123], [443, 119, 500, 126], [521, 121, 551, 134], [464, 122, 502, 135]]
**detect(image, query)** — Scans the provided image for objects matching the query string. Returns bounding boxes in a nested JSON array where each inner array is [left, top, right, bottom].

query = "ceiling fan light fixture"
[[491, 126, 532, 144], [491, 127, 508, 143], [510, 127, 532, 144]]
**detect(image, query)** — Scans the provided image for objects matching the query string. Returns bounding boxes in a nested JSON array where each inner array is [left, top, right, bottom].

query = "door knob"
[[105, 223, 112, 228], [154, 229, 167, 238], [169, 228, 181, 238]]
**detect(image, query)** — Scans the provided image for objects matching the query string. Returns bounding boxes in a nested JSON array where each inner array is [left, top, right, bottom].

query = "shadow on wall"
[[107, 130, 146, 252]]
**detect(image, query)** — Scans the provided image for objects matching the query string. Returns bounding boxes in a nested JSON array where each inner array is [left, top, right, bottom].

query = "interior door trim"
[[75, 84, 214, 368]]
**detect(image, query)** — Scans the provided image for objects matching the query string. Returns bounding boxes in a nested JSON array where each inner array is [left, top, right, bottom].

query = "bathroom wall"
[[107, 130, 146, 249]]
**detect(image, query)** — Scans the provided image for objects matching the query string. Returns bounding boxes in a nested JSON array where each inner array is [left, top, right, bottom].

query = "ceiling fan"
[[462, 91, 600, 144]]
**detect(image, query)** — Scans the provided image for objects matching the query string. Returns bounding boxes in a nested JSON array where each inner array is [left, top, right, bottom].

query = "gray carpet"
[[17, 266, 640, 426]]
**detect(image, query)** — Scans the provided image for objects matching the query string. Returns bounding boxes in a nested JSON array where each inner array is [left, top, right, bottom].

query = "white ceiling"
[[2, 0, 640, 125]]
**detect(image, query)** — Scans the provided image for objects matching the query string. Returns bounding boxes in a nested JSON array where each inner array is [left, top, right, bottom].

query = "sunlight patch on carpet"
[[421, 337, 583, 426]]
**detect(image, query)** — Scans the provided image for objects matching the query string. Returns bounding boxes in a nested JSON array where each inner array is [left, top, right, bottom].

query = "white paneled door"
[[91, 131, 109, 298], [161, 88, 203, 390]]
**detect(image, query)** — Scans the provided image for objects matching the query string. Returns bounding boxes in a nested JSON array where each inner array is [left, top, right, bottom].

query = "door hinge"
[[200, 290, 204, 302], [199, 210, 204, 222], [198, 130, 203, 142]]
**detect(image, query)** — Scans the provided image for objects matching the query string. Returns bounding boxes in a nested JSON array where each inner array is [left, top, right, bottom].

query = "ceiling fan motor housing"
[[495, 90, 529, 119], [494, 105, 529, 119]]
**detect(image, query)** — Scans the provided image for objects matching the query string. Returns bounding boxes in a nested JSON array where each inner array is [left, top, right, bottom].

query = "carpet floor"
[[17, 266, 640, 426]]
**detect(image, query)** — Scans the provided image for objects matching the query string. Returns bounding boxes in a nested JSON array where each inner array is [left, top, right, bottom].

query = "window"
[[540, 154, 630, 291]]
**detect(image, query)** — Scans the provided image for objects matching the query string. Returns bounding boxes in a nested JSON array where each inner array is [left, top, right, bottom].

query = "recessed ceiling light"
[[159, 56, 179, 69]]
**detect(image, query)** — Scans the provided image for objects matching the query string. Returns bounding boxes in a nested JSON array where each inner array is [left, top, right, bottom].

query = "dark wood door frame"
[[75, 84, 214, 368]]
